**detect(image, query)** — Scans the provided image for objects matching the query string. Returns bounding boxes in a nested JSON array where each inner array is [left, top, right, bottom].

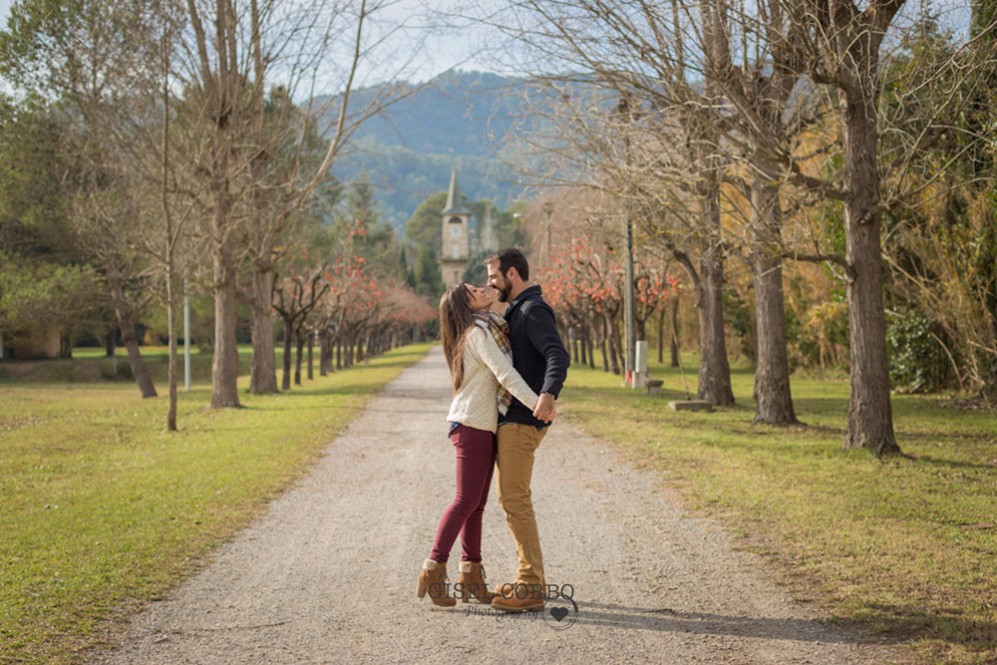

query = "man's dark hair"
[[488, 247, 530, 281]]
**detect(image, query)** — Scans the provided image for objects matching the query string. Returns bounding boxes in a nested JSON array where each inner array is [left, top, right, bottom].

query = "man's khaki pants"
[[495, 422, 547, 586]]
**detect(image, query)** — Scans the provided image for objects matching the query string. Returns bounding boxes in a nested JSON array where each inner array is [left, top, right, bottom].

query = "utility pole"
[[619, 96, 636, 388]]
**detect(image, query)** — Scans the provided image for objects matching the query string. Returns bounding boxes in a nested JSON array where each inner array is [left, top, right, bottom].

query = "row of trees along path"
[[488, 0, 997, 457]]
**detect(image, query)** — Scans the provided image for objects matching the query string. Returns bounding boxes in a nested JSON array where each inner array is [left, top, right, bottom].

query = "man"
[[486, 247, 570, 612]]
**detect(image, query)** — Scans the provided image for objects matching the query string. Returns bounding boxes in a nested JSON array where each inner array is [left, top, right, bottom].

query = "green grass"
[[562, 353, 997, 664], [0, 343, 432, 664], [3, 344, 246, 385]]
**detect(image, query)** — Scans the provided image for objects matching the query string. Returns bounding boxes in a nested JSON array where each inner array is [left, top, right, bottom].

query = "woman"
[[417, 282, 540, 607]]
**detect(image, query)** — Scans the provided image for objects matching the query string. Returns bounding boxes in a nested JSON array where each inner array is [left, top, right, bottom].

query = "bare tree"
[[492, 1, 738, 404], [694, 0, 808, 424], [152, 0, 191, 431], [772, 0, 908, 454], [174, 0, 421, 404], [273, 266, 328, 391]]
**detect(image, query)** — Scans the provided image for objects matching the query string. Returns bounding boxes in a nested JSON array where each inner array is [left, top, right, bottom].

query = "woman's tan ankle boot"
[[458, 561, 498, 604], [417, 559, 456, 607]]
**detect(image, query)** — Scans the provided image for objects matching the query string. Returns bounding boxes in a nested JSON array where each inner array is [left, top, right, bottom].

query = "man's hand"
[[533, 393, 557, 424]]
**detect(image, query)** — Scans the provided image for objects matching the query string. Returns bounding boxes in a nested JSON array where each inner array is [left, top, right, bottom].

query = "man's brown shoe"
[[490, 583, 545, 612], [493, 581, 515, 597]]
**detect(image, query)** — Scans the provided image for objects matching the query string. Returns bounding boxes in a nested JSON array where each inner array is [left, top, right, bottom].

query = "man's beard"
[[496, 284, 512, 302]]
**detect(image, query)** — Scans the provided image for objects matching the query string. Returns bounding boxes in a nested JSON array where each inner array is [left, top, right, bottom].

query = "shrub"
[[886, 308, 949, 393]]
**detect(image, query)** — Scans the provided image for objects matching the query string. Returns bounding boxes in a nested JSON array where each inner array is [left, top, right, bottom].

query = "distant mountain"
[[323, 71, 538, 231]]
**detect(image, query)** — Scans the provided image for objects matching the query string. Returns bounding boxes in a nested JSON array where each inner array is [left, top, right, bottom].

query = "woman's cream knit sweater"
[[446, 326, 539, 433]]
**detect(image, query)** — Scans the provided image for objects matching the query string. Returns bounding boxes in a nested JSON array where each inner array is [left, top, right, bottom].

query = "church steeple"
[[440, 167, 471, 288], [442, 167, 471, 215]]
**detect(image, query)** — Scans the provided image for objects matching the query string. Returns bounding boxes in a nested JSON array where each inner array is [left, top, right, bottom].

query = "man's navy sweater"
[[500, 285, 570, 428]]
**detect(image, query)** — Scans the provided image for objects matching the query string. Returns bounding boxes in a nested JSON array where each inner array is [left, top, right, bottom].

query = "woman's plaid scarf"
[[474, 310, 514, 414]]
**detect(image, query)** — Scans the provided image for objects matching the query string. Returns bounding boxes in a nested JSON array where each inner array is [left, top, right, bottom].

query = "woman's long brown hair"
[[439, 284, 476, 392]]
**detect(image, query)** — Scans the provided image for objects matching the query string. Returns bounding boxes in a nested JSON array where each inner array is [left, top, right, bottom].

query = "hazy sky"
[[0, 0, 975, 88], [0, 0, 502, 87]]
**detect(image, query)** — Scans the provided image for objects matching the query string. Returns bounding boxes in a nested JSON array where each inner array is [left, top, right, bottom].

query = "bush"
[[99, 360, 134, 381], [886, 308, 949, 393]]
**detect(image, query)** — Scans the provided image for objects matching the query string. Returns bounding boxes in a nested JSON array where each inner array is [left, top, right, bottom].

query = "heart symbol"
[[550, 607, 569, 622]]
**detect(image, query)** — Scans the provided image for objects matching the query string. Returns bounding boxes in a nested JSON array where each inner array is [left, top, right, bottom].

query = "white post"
[[183, 280, 191, 391], [634, 340, 648, 390]]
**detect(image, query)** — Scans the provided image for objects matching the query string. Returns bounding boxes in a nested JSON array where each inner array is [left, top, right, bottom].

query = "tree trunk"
[[209, 107, 240, 408], [281, 319, 293, 391], [600, 319, 610, 372], [694, 8, 736, 406], [696, 192, 735, 405], [841, 79, 900, 455], [582, 318, 593, 368], [670, 296, 680, 368], [751, 175, 798, 425], [105, 331, 116, 357], [120, 313, 156, 397], [294, 334, 304, 386], [307, 330, 314, 380], [211, 248, 241, 407], [249, 266, 278, 394], [657, 306, 665, 364], [166, 272, 178, 431], [696, 253, 733, 405], [607, 315, 622, 375], [162, 44, 178, 432], [108, 274, 157, 398], [321, 329, 332, 375]]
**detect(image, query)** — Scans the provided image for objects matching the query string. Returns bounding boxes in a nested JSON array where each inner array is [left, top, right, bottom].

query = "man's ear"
[[506, 266, 520, 283]]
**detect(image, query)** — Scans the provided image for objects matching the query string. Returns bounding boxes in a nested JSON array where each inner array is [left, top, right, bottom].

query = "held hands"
[[533, 392, 557, 424]]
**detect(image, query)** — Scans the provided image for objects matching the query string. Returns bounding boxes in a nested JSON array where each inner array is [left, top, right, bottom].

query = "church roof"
[[441, 167, 471, 215]]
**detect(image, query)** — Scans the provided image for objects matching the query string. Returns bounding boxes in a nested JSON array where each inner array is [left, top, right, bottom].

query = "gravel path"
[[91, 347, 904, 664]]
